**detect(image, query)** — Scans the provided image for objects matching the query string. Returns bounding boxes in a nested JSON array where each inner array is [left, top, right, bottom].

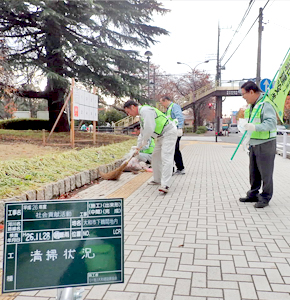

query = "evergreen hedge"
[[0, 118, 50, 130]]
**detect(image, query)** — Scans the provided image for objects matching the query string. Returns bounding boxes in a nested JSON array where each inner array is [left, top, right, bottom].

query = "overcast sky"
[[146, 0, 290, 115]]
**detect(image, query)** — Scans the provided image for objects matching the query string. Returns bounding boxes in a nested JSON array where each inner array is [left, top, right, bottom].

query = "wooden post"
[[93, 86, 97, 145], [93, 121, 96, 145], [42, 129, 46, 145], [46, 90, 72, 143], [70, 79, 75, 148]]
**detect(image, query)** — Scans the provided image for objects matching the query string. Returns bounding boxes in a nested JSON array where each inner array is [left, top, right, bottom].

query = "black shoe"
[[254, 201, 269, 208], [239, 196, 258, 203]]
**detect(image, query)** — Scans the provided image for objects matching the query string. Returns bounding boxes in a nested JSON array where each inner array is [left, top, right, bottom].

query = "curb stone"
[[0, 158, 124, 223]]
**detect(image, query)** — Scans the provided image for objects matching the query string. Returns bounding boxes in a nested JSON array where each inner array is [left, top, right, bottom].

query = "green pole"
[[230, 71, 279, 161], [231, 47, 290, 161]]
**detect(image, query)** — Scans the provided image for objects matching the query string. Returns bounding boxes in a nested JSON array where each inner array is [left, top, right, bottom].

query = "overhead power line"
[[223, 0, 270, 67], [220, 0, 255, 62]]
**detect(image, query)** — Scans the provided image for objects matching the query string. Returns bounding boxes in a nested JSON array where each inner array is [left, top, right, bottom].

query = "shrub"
[[184, 126, 193, 133], [0, 118, 50, 130], [195, 130, 202, 134], [196, 126, 207, 134]]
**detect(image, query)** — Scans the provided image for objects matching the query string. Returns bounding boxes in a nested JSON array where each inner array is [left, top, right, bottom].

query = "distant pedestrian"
[[159, 96, 185, 175], [124, 100, 177, 193], [239, 81, 277, 208], [80, 123, 87, 132]]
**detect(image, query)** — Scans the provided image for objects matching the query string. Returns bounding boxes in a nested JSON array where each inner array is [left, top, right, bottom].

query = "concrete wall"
[[13, 111, 31, 119]]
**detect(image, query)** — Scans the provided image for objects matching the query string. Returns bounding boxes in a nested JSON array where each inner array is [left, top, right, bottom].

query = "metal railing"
[[114, 115, 139, 128], [181, 82, 241, 109], [112, 82, 241, 130], [279, 130, 290, 159]]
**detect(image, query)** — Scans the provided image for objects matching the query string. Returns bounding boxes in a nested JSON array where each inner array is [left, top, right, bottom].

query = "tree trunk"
[[192, 103, 197, 132], [46, 83, 70, 132], [44, 15, 70, 132]]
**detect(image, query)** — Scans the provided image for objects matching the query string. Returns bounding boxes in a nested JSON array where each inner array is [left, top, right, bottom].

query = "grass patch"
[[0, 139, 136, 199]]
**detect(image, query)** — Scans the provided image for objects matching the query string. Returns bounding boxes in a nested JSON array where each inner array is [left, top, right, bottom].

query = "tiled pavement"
[[2, 139, 290, 300]]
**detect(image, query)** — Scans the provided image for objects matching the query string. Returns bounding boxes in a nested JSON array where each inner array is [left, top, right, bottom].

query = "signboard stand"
[[43, 79, 99, 148], [56, 287, 84, 300]]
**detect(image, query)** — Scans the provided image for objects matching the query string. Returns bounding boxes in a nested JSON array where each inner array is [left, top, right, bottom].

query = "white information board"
[[73, 88, 98, 121]]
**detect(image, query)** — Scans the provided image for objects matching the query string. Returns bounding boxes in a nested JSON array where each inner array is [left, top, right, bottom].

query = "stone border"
[[0, 159, 124, 223]]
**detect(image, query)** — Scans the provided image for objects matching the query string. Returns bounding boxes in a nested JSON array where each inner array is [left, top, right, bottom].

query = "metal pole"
[[215, 24, 221, 142], [147, 56, 150, 100], [283, 131, 287, 159], [256, 7, 263, 86], [177, 61, 209, 133], [56, 287, 84, 300], [144, 51, 153, 102], [153, 67, 156, 102]]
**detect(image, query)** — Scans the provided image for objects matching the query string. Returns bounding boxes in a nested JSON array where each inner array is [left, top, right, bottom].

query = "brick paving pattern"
[[1, 140, 290, 300]]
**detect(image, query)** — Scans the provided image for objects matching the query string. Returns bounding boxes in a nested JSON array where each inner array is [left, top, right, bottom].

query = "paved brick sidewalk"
[[3, 140, 290, 300]]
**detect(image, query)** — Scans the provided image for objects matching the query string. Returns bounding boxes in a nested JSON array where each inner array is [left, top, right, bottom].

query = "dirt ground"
[[0, 143, 65, 160], [0, 132, 134, 160]]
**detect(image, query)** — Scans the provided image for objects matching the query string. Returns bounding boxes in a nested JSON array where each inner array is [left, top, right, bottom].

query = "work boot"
[[254, 200, 269, 208], [239, 196, 258, 203]]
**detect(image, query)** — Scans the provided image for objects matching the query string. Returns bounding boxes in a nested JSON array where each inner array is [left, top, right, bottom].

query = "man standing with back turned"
[[124, 100, 177, 193], [239, 81, 277, 208], [159, 96, 185, 174]]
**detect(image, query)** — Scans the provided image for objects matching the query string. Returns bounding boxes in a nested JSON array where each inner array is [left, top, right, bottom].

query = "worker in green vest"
[[239, 81, 277, 208], [159, 96, 185, 175], [124, 100, 177, 193], [133, 125, 155, 164]]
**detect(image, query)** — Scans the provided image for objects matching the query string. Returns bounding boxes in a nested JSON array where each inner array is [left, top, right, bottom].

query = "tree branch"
[[0, 82, 49, 100]]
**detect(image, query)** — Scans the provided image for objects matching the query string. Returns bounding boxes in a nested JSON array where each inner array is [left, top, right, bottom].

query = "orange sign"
[[74, 106, 79, 117]]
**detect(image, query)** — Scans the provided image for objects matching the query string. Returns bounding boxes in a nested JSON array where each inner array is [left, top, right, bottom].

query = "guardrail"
[[114, 116, 139, 128], [280, 130, 290, 159]]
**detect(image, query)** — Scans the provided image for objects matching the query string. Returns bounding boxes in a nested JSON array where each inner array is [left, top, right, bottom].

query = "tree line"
[[0, 0, 215, 131]]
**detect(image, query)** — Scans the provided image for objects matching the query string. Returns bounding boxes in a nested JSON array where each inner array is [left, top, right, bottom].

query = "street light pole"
[[177, 60, 210, 132], [144, 51, 153, 101]]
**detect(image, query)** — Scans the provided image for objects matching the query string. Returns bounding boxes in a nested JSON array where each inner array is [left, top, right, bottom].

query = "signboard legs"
[[56, 287, 84, 300]]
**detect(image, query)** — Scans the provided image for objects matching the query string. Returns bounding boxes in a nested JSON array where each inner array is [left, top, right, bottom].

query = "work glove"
[[177, 128, 183, 137], [244, 123, 256, 132], [131, 148, 139, 157]]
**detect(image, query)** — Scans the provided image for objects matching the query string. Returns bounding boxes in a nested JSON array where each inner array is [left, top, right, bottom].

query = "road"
[[183, 132, 290, 157]]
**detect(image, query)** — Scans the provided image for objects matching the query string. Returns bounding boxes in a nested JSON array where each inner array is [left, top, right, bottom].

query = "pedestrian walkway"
[[2, 140, 290, 300]]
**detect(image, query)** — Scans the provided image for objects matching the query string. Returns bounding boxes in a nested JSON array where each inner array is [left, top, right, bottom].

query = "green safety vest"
[[165, 103, 174, 120], [244, 98, 277, 140], [140, 138, 155, 154], [165, 103, 178, 126], [139, 105, 169, 136]]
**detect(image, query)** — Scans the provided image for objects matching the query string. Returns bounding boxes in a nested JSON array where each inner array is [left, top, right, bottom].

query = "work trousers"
[[138, 152, 152, 164], [247, 139, 276, 202], [174, 136, 184, 171], [151, 125, 177, 187]]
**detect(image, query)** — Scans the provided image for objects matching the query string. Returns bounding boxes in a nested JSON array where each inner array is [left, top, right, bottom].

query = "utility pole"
[[256, 7, 263, 86], [215, 24, 222, 142], [153, 67, 156, 102]]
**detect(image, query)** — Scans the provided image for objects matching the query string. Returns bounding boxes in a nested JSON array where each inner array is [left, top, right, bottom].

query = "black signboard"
[[2, 198, 124, 293]]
